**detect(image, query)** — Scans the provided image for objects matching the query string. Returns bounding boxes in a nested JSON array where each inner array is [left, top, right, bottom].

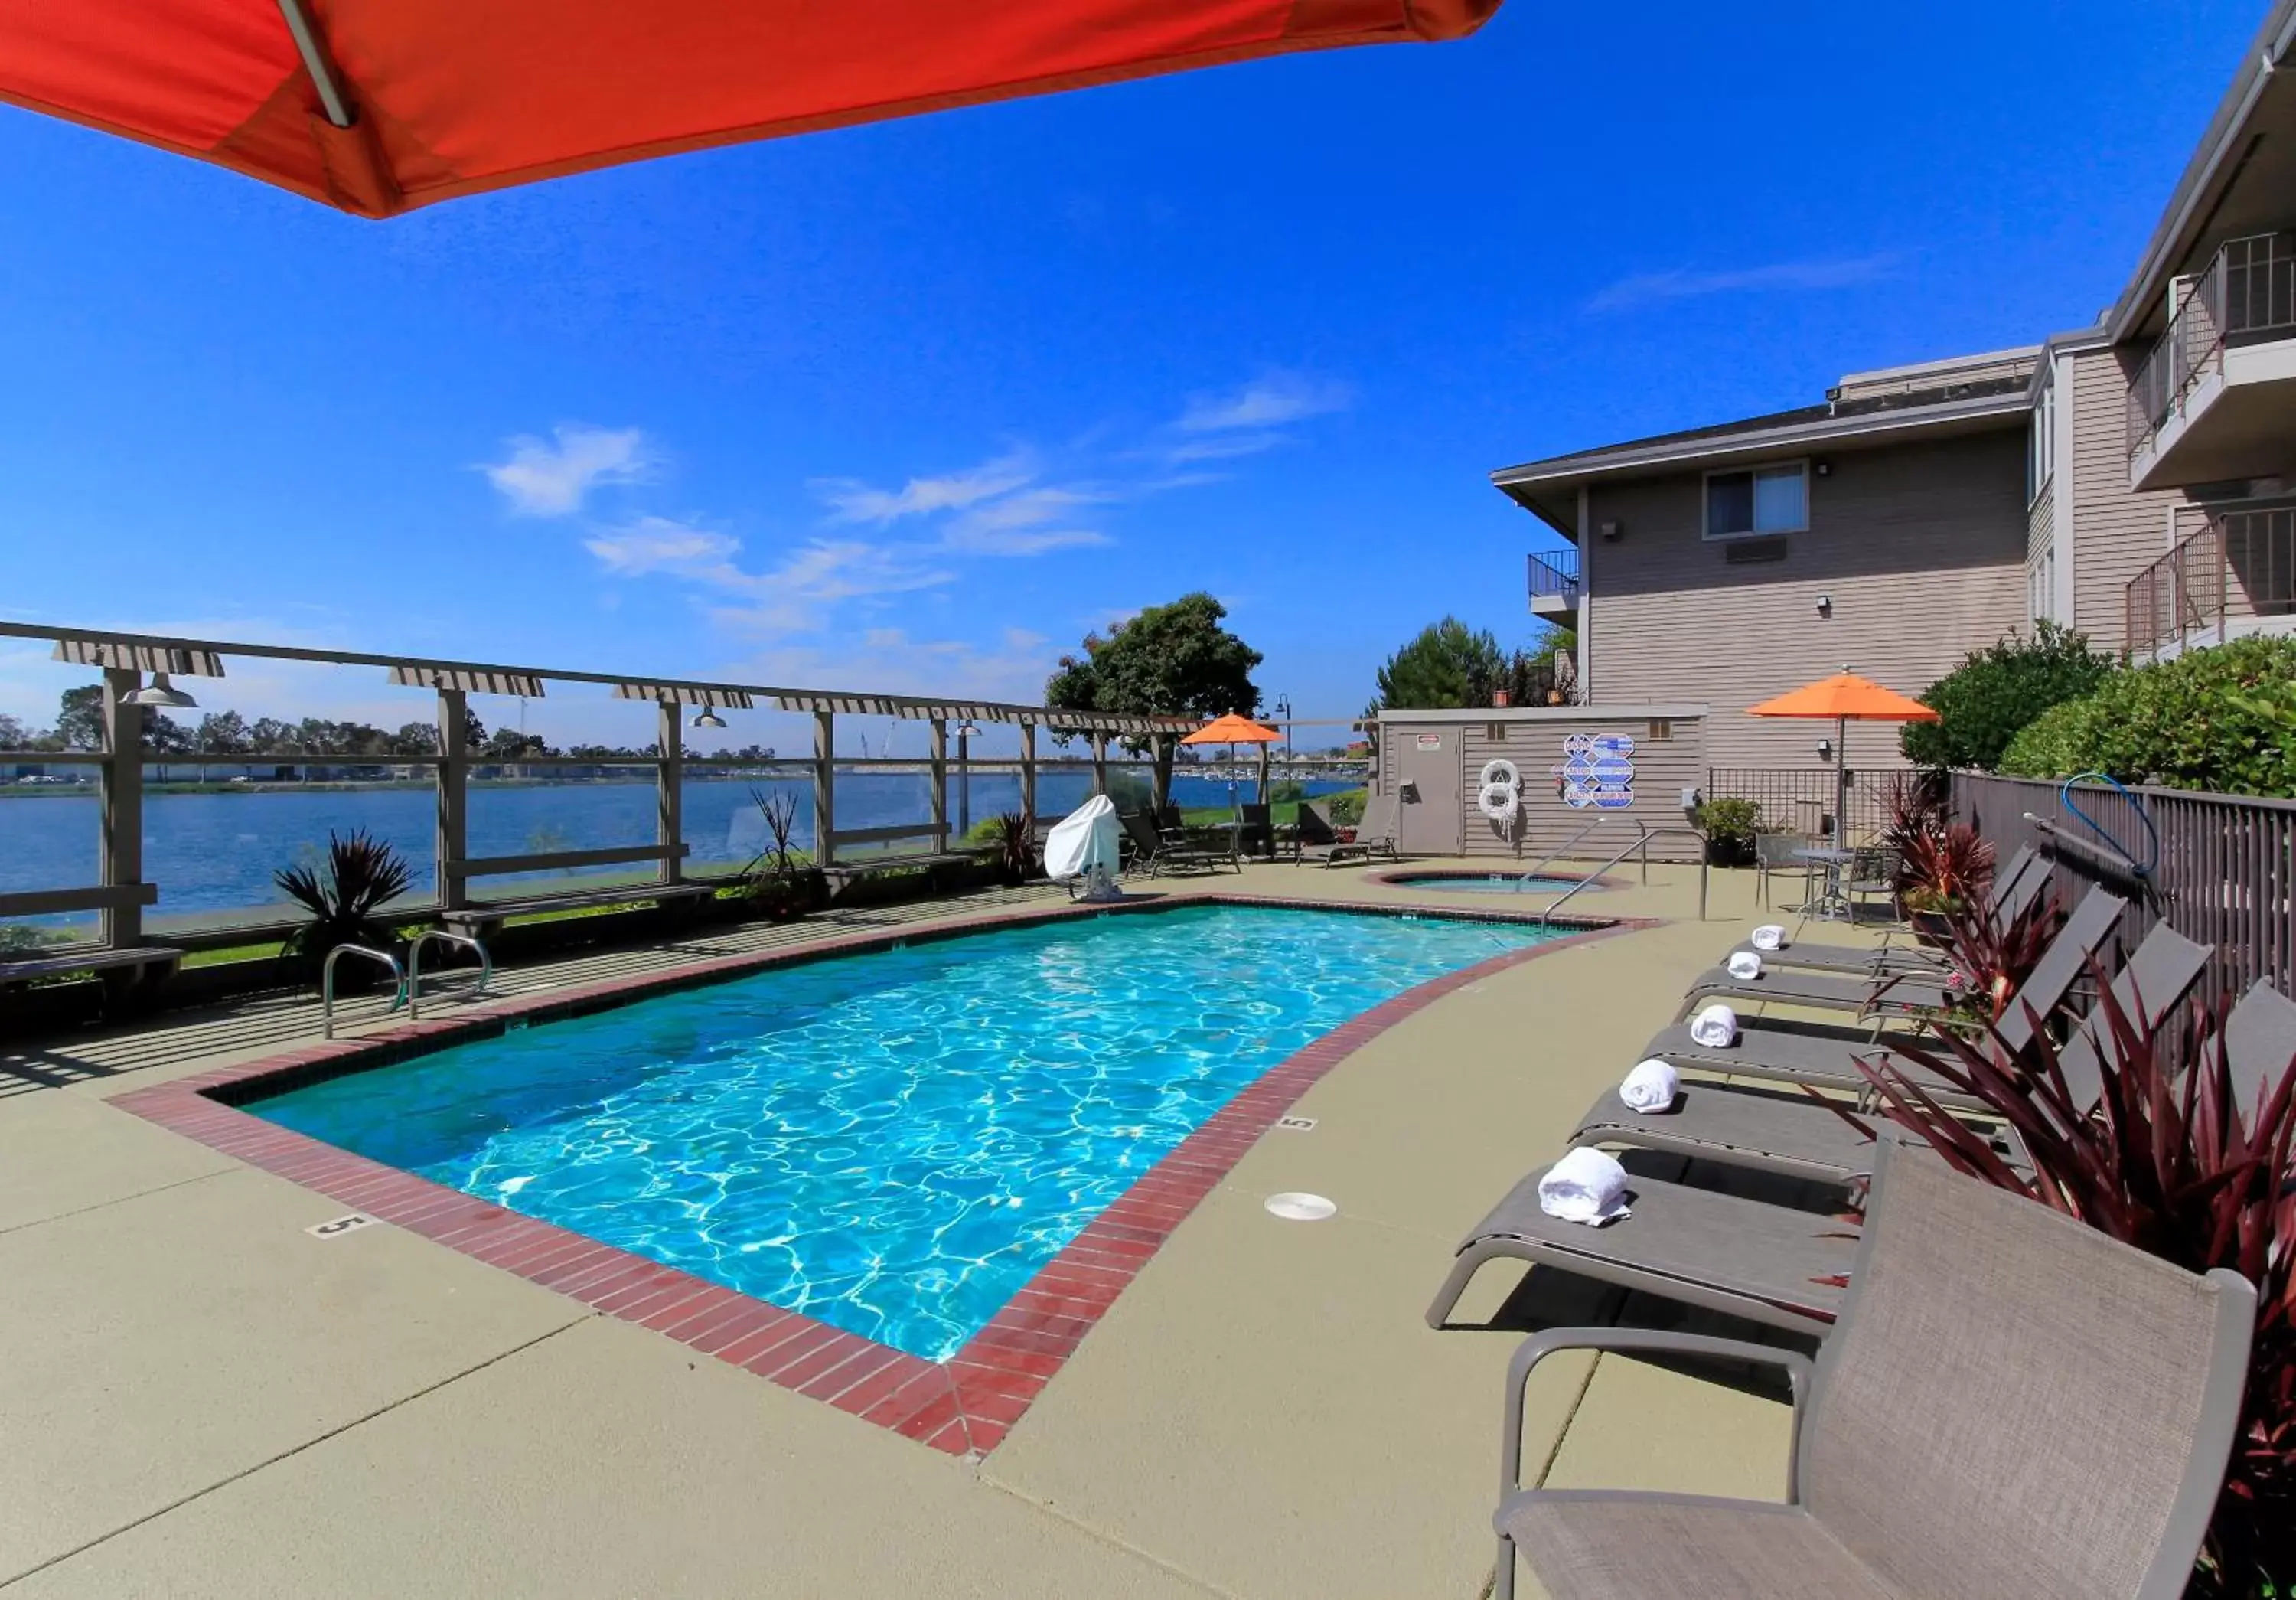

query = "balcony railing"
[[2128, 230, 2296, 462], [2125, 504, 2296, 657], [1526, 548, 1581, 606]]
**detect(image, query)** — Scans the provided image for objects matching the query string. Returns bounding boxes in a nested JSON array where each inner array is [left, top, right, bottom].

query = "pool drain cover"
[[1264, 1192, 1336, 1221]]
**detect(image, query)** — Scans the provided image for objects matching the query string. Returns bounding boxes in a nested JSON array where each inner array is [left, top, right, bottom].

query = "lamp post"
[[955, 720, 979, 838], [1272, 694, 1292, 785]]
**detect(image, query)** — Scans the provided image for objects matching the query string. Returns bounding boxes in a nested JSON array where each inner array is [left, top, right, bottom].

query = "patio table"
[[1793, 846, 1858, 922]]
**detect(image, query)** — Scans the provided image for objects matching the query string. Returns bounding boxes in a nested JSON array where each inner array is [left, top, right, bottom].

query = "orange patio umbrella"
[[1181, 712, 1283, 808], [1747, 669, 1938, 841], [2, 0, 1500, 219]]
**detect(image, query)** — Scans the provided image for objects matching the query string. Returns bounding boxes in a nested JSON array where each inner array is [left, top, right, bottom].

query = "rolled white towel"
[[1618, 1059, 1681, 1114], [1537, 1147, 1632, 1225], [1750, 924, 1788, 952], [1688, 1003, 1739, 1050], [1726, 950, 1763, 981]]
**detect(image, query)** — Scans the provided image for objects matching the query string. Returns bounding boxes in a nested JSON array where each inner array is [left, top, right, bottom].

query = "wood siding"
[[2027, 477, 2053, 563], [1583, 429, 2027, 766], [2068, 346, 2185, 651], [1456, 715, 1707, 862]]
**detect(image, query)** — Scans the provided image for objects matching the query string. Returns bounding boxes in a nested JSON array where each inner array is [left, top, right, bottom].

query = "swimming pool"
[[253, 904, 1563, 1362], [1386, 872, 1594, 895]]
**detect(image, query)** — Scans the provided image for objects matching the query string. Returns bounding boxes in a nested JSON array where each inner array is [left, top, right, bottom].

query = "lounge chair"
[[1720, 843, 2045, 978], [1489, 1131, 2255, 1600], [1678, 870, 2119, 1022], [1117, 810, 1228, 877], [1641, 887, 2129, 1110], [2225, 978, 2296, 1118], [1567, 920, 2211, 1187], [1298, 790, 1400, 866]]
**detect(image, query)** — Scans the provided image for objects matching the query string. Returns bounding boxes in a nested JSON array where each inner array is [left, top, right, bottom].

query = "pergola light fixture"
[[691, 708, 728, 730], [122, 672, 197, 710]]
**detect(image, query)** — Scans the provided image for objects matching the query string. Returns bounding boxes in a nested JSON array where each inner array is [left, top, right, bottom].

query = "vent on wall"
[[1724, 537, 1789, 565]]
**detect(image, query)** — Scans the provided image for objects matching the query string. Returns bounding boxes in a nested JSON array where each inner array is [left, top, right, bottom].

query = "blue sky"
[[0, 0, 2266, 750]]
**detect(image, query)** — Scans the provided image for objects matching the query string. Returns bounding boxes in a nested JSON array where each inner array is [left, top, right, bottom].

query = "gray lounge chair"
[[1491, 1132, 2255, 1600], [1117, 810, 1227, 877], [1721, 844, 2044, 978], [1300, 790, 1400, 866], [2225, 978, 2296, 1118], [1644, 887, 2130, 1110], [1567, 920, 2212, 1187], [1678, 876, 2124, 1024]]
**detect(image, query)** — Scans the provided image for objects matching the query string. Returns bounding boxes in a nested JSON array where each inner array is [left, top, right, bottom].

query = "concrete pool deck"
[[0, 859, 1868, 1598]]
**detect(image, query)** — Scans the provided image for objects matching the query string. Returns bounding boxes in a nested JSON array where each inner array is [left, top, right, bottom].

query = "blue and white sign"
[[1552, 733, 1637, 810]]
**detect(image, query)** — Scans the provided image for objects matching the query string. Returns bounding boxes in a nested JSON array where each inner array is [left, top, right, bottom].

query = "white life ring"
[[1478, 759, 1520, 790], [1477, 780, 1520, 822]]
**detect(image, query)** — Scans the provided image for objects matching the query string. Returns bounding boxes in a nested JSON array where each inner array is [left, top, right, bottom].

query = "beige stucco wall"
[[1581, 428, 2029, 766]]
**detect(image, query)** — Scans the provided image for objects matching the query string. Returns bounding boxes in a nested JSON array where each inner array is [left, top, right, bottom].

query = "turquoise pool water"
[[254, 905, 1560, 1361], [1388, 873, 1592, 895]]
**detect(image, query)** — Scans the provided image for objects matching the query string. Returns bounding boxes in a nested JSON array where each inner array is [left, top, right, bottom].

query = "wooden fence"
[[1952, 771, 2296, 1010]]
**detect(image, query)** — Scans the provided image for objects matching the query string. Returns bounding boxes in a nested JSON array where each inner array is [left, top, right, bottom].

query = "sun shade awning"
[[0, 0, 1501, 219]]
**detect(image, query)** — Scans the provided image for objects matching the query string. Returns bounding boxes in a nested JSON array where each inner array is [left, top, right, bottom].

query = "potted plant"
[[273, 828, 413, 991], [983, 812, 1038, 887], [1900, 883, 1962, 945], [1690, 797, 1763, 867], [739, 787, 826, 922]]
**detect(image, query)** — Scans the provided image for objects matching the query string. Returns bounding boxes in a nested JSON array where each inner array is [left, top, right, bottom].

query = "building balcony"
[[2127, 230, 2296, 491], [2125, 503, 2296, 661], [1526, 548, 1580, 621]]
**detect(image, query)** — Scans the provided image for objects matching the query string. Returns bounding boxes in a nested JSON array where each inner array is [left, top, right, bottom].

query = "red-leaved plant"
[[1835, 969, 2296, 1596]]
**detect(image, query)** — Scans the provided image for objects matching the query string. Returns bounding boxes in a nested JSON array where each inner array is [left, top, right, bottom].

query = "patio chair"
[[1489, 1131, 2255, 1600], [1117, 810, 1226, 877], [1753, 830, 1812, 912], [1300, 790, 1401, 866], [1283, 798, 1342, 862], [1676, 876, 2112, 1024], [1238, 802, 1274, 860], [1841, 844, 1900, 923], [1722, 844, 2045, 978], [1567, 920, 2210, 1187], [1640, 887, 2128, 1112]]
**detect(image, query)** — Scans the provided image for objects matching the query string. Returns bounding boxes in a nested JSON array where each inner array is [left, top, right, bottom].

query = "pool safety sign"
[[1415, 733, 1442, 750], [1553, 733, 1636, 810]]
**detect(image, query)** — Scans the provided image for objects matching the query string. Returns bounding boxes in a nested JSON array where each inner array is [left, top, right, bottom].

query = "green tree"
[[196, 710, 252, 755], [0, 713, 28, 749], [1901, 621, 2112, 771], [54, 684, 106, 750], [1371, 617, 1505, 710], [1045, 593, 1262, 798]]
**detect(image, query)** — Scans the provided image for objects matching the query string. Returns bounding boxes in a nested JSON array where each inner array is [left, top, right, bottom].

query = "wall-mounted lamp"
[[690, 708, 728, 730], [1815, 593, 1834, 618], [121, 672, 197, 709], [1813, 460, 1831, 478], [1816, 737, 1834, 762], [1597, 520, 1624, 542]]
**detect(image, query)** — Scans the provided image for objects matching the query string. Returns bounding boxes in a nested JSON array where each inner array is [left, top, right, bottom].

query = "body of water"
[[1, 772, 1355, 934], [252, 905, 1552, 1360]]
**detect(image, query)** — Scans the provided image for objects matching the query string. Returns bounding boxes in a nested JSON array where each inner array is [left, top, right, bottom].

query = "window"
[[1704, 463, 1808, 540], [2027, 369, 2056, 504]]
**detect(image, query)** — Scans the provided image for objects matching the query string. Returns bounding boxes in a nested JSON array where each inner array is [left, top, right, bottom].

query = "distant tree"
[[195, 710, 251, 755], [482, 727, 550, 762], [389, 721, 438, 757], [1045, 593, 1262, 797], [142, 712, 197, 754], [0, 713, 27, 749], [54, 684, 106, 750], [247, 717, 295, 755], [1371, 618, 1505, 710]]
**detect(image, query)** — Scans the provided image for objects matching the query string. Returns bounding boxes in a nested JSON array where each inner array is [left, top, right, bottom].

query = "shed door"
[[1394, 729, 1462, 855]]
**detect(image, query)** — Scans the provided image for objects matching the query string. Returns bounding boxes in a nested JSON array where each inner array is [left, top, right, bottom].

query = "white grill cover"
[[1043, 793, 1122, 880]]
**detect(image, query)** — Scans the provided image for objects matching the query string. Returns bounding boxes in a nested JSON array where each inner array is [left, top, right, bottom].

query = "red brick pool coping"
[[115, 893, 1645, 1460]]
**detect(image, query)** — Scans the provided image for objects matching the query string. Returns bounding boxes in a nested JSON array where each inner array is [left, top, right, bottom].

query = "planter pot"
[[1908, 908, 1955, 946], [1704, 837, 1756, 868]]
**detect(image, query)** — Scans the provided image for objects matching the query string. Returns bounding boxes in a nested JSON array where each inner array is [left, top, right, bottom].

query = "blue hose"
[[2060, 770, 2159, 879]]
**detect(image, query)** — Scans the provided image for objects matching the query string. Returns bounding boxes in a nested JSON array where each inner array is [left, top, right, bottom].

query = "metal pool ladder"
[[409, 929, 491, 1020], [321, 943, 408, 1039]]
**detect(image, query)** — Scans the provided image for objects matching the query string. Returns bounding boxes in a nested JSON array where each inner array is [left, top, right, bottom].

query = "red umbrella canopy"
[[2, 0, 1501, 218]]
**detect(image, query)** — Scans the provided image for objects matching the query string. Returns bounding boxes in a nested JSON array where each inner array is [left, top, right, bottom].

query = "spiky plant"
[[1832, 972, 2296, 1595], [274, 829, 413, 978]]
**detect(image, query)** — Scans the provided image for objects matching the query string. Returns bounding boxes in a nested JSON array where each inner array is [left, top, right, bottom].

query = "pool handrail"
[[408, 929, 491, 1021], [321, 943, 408, 1039]]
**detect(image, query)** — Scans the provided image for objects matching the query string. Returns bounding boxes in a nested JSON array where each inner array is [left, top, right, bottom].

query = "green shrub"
[[1326, 788, 1366, 826], [1691, 796, 1763, 845], [1997, 634, 2296, 798], [1900, 621, 2112, 772]]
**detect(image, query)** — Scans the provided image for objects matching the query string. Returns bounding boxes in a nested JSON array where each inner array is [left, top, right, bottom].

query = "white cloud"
[[1587, 253, 1899, 312], [814, 450, 1036, 526], [724, 625, 1059, 706], [483, 424, 653, 517], [583, 517, 741, 577], [1176, 371, 1352, 433], [942, 486, 1114, 556], [582, 518, 954, 635], [1161, 431, 1289, 463]]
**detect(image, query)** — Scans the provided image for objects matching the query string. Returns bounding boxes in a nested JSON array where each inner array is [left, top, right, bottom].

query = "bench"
[[820, 852, 981, 896], [0, 946, 181, 1007], [438, 880, 719, 941]]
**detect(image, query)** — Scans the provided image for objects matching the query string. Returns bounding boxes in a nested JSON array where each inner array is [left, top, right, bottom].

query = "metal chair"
[[1753, 830, 1811, 911]]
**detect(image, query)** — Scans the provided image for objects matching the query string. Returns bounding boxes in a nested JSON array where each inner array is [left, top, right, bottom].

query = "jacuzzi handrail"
[[408, 929, 491, 1020], [321, 943, 408, 1039], [1517, 815, 1623, 884]]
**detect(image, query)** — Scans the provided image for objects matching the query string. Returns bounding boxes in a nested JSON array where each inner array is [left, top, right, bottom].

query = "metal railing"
[[321, 943, 407, 1039], [408, 929, 490, 1020], [2125, 505, 2296, 657], [1525, 548, 1582, 606], [1704, 767, 1892, 841], [2128, 230, 2296, 462], [1952, 772, 2295, 1009]]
